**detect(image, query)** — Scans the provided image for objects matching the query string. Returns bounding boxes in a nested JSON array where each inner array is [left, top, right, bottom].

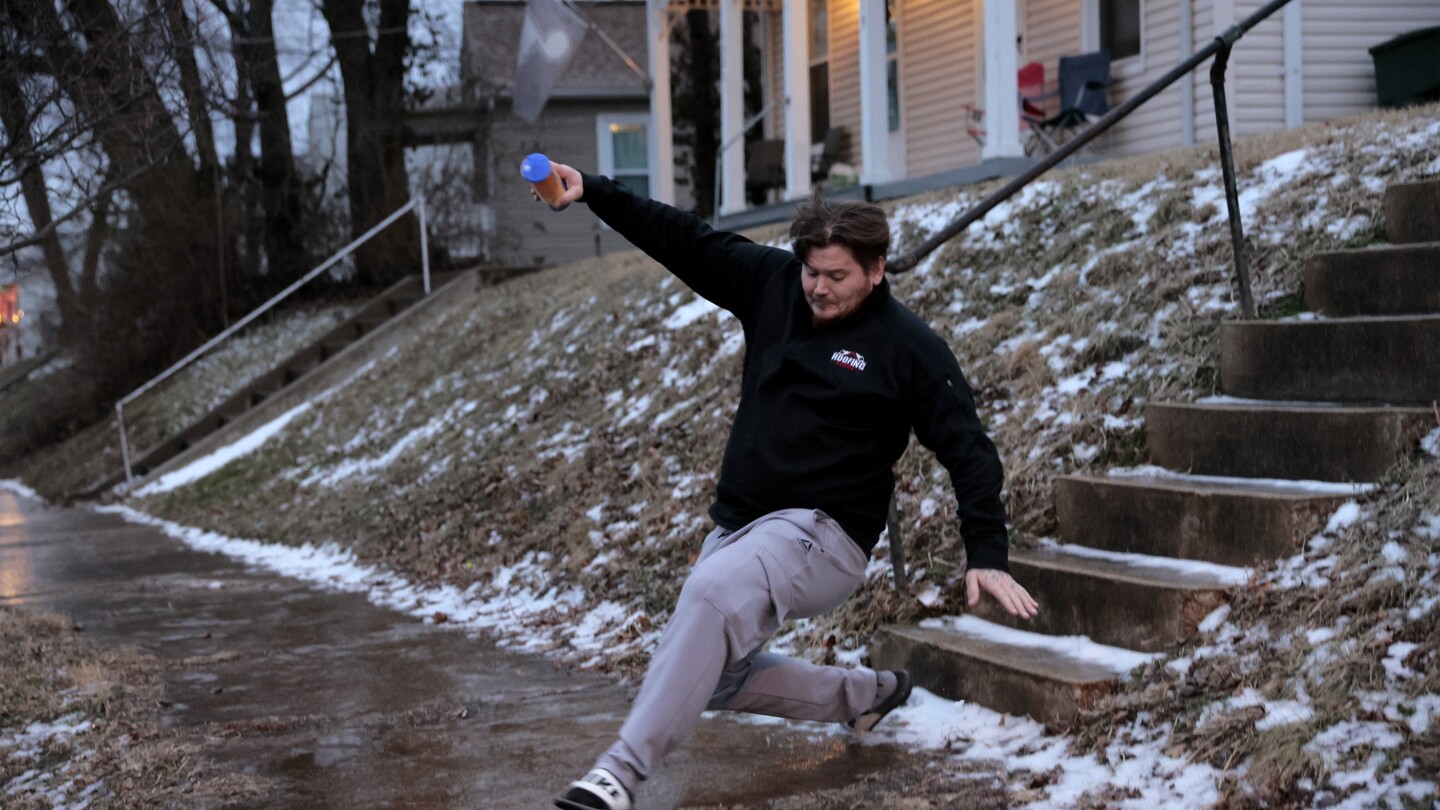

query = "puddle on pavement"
[[4, 492, 920, 809]]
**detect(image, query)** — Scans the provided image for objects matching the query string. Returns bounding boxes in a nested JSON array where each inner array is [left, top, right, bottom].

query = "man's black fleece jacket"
[[581, 172, 1010, 571]]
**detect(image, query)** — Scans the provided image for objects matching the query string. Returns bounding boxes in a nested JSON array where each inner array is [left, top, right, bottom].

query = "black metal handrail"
[[883, 0, 1296, 589], [887, 0, 1298, 320]]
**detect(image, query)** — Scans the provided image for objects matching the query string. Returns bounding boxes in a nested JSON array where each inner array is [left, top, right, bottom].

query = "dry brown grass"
[[0, 604, 269, 807], [10, 104, 1435, 804], [10, 297, 365, 501], [109, 103, 1439, 676]]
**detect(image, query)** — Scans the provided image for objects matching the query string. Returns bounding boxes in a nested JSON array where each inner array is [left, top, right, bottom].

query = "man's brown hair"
[[789, 191, 891, 271]]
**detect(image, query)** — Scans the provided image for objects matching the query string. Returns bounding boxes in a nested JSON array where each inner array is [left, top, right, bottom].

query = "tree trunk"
[[159, 0, 218, 182], [320, 0, 417, 288], [0, 66, 81, 348], [240, 0, 309, 281], [23, 0, 224, 389]]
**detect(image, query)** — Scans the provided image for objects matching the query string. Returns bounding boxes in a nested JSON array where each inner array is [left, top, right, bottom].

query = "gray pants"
[[594, 508, 878, 793]]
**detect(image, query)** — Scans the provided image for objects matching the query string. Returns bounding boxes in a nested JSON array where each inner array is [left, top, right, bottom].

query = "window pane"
[[1100, 0, 1141, 60], [616, 173, 650, 198], [810, 0, 828, 59], [810, 62, 830, 141], [885, 0, 897, 54], [887, 58, 900, 132], [611, 124, 648, 171]]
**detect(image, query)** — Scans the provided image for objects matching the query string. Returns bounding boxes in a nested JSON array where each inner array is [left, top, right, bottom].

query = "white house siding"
[[1104, 0, 1191, 157], [1191, 0, 1218, 145], [1301, 0, 1440, 123], [1025, 0, 1082, 98], [1226, 0, 1286, 138], [903, 0, 980, 176], [831, 0, 862, 165]]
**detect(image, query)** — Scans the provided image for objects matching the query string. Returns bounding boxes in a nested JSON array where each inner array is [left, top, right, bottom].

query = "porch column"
[[858, 0, 891, 184], [1283, 0, 1303, 128], [980, 0, 1023, 159], [647, 0, 675, 203], [720, 0, 746, 214], [782, 0, 811, 199]]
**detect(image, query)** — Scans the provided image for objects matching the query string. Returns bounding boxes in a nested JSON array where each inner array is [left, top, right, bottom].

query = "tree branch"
[[283, 52, 336, 101], [0, 168, 146, 259]]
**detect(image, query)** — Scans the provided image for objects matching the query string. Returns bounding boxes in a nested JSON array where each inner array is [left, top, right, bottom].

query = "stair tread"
[[1013, 541, 1251, 590], [890, 617, 1158, 683], [1312, 240, 1440, 259], [1230, 314, 1440, 326], [1066, 470, 1374, 499], [1153, 400, 1431, 415]]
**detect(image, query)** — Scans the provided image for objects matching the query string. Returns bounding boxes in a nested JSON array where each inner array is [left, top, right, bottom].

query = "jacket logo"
[[798, 537, 813, 553], [830, 350, 867, 372]]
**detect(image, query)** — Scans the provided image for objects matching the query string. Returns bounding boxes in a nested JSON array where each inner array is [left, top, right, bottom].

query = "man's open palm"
[[966, 568, 1039, 619]]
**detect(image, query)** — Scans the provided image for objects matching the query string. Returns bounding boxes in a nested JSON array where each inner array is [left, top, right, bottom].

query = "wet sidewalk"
[[0, 489, 915, 808]]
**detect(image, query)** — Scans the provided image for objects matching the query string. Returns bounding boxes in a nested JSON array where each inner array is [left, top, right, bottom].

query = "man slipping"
[[544, 164, 1038, 810]]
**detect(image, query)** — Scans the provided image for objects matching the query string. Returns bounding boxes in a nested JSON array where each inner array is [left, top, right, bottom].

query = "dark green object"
[[1369, 26, 1440, 109]]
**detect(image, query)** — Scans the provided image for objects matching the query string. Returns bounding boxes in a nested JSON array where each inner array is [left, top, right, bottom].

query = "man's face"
[[801, 244, 885, 327]]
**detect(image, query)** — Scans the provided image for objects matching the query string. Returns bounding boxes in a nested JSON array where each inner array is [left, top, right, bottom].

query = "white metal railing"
[[116, 196, 430, 485]]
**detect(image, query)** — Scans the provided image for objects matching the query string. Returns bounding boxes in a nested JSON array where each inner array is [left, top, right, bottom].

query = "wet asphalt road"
[[0, 489, 911, 808]]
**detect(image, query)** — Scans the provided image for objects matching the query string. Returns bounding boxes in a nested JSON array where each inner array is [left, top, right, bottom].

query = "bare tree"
[[319, 0, 419, 288], [213, 0, 312, 282]]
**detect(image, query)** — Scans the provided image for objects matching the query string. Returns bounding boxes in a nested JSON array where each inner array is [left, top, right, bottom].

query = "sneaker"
[[849, 670, 913, 732], [553, 768, 633, 810]]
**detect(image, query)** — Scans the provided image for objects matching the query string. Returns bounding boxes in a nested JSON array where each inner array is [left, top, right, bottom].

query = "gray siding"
[[487, 99, 652, 268], [1301, 0, 1440, 122]]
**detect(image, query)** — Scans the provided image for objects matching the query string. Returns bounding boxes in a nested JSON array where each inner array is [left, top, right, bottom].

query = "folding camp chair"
[[1030, 50, 1112, 146]]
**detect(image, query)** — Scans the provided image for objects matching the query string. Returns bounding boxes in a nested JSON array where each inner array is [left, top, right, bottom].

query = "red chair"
[[965, 61, 1058, 155]]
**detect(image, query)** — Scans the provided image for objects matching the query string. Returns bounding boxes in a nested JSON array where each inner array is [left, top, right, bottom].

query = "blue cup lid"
[[520, 153, 552, 182]]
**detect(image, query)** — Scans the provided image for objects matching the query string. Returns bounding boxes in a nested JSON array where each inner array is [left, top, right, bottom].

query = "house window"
[[597, 114, 650, 198], [886, 0, 899, 132], [810, 0, 829, 142], [1099, 0, 1141, 60]]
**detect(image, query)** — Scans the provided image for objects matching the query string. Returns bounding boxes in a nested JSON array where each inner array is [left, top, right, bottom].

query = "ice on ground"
[[0, 479, 42, 500], [663, 296, 720, 330], [136, 402, 312, 496], [920, 615, 1159, 675], [1107, 466, 1378, 496], [1036, 539, 1252, 586], [0, 714, 92, 761]]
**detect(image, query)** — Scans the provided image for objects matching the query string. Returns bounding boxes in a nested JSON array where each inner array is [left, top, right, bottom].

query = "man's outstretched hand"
[[536, 162, 585, 208], [966, 568, 1039, 619]]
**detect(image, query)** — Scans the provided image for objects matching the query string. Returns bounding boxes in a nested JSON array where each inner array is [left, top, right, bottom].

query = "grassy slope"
[[10, 299, 364, 500], [0, 605, 268, 807], [47, 104, 1440, 803]]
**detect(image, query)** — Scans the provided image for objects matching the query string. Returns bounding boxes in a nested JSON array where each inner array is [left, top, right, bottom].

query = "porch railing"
[[115, 196, 430, 486], [883, 0, 1297, 586]]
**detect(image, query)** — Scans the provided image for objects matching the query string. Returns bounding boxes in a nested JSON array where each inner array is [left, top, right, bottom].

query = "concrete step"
[[966, 542, 1244, 652], [1219, 316, 1440, 404], [1055, 472, 1354, 567], [1385, 180, 1440, 244], [1146, 401, 1432, 481], [1305, 243, 1440, 316], [871, 617, 1157, 726]]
